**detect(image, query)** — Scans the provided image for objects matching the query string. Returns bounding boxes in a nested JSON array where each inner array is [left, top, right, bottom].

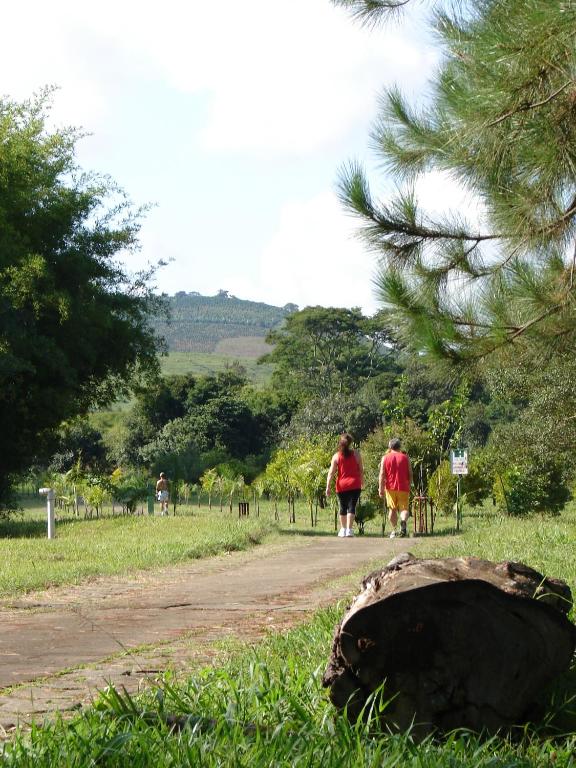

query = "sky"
[[0, 0, 459, 315]]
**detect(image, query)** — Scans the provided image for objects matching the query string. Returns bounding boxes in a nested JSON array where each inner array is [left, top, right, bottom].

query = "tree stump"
[[322, 553, 576, 734]]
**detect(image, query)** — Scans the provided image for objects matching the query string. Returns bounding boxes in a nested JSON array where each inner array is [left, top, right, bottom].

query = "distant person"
[[379, 438, 412, 538], [156, 472, 170, 516], [326, 433, 364, 538]]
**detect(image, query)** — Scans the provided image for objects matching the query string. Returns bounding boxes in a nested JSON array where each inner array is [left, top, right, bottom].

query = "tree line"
[[20, 301, 576, 524]]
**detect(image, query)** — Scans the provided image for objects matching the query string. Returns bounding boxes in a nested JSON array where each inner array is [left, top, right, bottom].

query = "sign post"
[[39, 487, 56, 539], [450, 450, 468, 532]]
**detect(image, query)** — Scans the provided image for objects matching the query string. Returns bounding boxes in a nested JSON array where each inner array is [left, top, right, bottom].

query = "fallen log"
[[322, 553, 576, 734]]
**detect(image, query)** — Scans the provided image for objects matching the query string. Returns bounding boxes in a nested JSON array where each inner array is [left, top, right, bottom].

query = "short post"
[[39, 487, 56, 539], [455, 476, 461, 532], [411, 495, 434, 536], [238, 501, 249, 517], [450, 448, 469, 534]]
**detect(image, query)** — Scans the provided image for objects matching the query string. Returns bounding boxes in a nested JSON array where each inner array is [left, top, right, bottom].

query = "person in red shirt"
[[326, 433, 364, 538], [379, 438, 412, 538]]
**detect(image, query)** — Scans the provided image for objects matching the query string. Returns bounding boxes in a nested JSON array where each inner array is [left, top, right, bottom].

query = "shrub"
[[493, 460, 570, 516], [355, 499, 380, 534], [428, 454, 492, 516]]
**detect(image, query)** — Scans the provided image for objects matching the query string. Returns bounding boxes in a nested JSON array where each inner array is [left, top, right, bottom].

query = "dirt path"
[[0, 534, 435, 735]]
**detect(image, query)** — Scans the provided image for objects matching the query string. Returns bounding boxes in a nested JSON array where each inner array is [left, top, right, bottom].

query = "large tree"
[[334, 0, 576, 362], [115, 371, 274, 476], [261, 306, 398, 400], [0, 91, 162, 507]]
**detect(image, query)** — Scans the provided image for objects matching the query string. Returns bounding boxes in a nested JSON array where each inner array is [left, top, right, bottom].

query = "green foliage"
[[0, 90, 162, 508], [199, 468, 218, 509], [354, 498, 379, 534], [485, 353, 576, 483], [493, 459, 570, 517], [263, 437, 333, 518], [82, 478, 108, 518], [428, 456, 491, 517], [381, 372, 410, 423], [48, 418, 108, 474], [427, 380, 470, 456], [214, 457, 263, 485], [114, 371, 275, 480], [287, 393, 382, 443], [109, 469, 149, 514], [262, 306, 398, 401]]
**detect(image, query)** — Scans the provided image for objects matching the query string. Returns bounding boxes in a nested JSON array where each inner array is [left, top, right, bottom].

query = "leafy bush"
[[109, 469, 149, 514], [428, 455, 492, 516], [493, 460, 570, 516], [355, 499, 380, 534]]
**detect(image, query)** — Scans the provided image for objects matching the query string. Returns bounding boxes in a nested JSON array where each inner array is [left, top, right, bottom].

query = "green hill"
[[151, 290, 297, 357]]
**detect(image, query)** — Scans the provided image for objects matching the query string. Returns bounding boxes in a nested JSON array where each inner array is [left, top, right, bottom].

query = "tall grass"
[[428, 504, 576, 610], [3, 605, 576, 766]]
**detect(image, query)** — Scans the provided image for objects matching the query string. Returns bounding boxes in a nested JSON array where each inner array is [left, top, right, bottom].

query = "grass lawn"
[[3, 504, 576, 766], [430, 503, 576, 606], [0, 496, 404, 598]]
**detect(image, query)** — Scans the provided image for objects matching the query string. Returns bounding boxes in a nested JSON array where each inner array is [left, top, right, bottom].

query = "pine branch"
[[331, 0, 415, 26], [508, 304, 562, 341], [486, 80, 576, 127]]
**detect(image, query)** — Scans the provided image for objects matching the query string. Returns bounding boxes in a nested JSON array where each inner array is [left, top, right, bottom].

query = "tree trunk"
[[323, 553, 575, 736]]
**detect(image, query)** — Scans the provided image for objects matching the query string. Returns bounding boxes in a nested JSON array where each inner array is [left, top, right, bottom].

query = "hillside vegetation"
[[152, 291, 296, 354], [159, 352, 274, 386]]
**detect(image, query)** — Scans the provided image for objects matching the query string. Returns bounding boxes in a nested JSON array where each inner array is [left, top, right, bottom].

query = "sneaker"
[[337, 527, 346, 537], [389, 530, 397, 539], [345, 528, 354, 537]]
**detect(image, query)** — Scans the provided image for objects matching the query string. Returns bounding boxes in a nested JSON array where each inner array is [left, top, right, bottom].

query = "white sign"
[[450, 449, 468, 475]]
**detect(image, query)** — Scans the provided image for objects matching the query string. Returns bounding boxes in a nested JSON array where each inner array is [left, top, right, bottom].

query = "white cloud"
[[0, 4, 119, 131], [226, 191, 379, 313], [1, 0, 438, 155], [188, 1, 437, 154], [416, 170, 486, 229]]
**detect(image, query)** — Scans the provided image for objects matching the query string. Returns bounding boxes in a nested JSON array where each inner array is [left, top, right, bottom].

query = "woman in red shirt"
[[326, 433, 364, 538]]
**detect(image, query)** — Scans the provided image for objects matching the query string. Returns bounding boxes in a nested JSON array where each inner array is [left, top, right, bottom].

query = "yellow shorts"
[[385, 489, 410, 511]]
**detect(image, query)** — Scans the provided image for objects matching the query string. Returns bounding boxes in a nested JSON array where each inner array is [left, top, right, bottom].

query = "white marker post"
[[39, 487, 56, 539]]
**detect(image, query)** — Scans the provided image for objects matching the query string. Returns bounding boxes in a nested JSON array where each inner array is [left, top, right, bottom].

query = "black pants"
[[337, 489, 361, 516]]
